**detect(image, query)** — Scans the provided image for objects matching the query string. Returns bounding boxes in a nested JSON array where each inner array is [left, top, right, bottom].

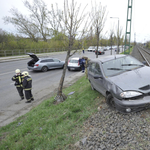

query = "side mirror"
[[94, 75, 103, 79]]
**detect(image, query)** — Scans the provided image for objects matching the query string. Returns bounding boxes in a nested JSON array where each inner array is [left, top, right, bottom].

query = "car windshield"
[[102, 55, 144, 77]]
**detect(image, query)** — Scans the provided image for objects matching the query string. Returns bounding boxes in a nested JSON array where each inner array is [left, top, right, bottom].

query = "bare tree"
[[109, 28, 114, 55], [90, 1, 107, 58], [118, 27, 125, 53], [3, 0, 50, 42], [47, 4, 63, 34], [54, 0, 89, 103], [3, 8, 39, 42], [24, 0, 50, 42], [114, 25, 124, 53]]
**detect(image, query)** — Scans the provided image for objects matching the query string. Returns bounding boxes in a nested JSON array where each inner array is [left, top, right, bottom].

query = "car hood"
[[108, 66, 150, 92]]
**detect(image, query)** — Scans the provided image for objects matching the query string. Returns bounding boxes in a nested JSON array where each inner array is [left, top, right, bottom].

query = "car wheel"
[[68, 68, 70, 71], [62, 65, 64, 69], [89, 81, 95, 90], [41, 66, 48, 72], [106, 94, 115, 109]]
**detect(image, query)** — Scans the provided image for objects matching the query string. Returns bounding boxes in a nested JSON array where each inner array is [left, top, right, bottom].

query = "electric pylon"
[[124, 0, 133, 54]]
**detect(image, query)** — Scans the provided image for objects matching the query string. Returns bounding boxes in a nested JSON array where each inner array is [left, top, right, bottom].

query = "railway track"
[[131, 45, 150, 66]]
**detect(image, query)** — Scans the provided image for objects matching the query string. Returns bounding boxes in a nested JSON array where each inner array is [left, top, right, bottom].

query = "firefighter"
[[22, 71, 34, 103], [12, 69, 24, 100]]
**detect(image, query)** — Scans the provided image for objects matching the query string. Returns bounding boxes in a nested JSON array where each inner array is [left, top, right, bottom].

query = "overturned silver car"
[[88, 54, 150, 113]]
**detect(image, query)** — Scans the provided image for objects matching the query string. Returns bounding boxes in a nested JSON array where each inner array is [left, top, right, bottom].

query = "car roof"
[[40, 57, 59, 60], [69, 57, 79, 60], [90, 54, 127, 63]]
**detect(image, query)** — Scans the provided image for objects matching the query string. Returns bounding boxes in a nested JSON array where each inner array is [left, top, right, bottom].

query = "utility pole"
[[124, 0, 133, 54], [134, 33, 136, 46]]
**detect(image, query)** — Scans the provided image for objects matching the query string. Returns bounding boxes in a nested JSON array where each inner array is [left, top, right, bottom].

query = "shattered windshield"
[[102, 55, 144, 77]]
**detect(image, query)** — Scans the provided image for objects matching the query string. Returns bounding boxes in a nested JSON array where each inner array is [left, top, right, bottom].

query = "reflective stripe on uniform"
[[24, 88, 32, 91], [16, 85, 22, 87], [27, 78, 32, 81], [18, 76, 21, 84]]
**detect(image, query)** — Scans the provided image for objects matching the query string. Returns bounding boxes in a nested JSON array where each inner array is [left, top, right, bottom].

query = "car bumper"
[[68, 66, 81, 71], [27, 66, 41, 71], [114, 96, 150, 113]]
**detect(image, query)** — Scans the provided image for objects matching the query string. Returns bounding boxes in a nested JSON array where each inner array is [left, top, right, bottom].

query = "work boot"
[[25, 100, 31, 103], [20, 97, 24, 101], [31, 98, 34, 101]]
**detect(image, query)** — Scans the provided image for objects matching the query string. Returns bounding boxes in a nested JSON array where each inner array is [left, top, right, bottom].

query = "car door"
[[88, 62, 96, 86], [53, 58, 62, 68], [92, 63, 106, 96], [46, 59, 54, 69]]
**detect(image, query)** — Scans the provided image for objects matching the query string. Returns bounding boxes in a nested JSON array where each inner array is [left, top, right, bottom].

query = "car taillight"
[[78, 61, 79, 66], [34, 64, 39, 66], [68, 60, 70, 65]]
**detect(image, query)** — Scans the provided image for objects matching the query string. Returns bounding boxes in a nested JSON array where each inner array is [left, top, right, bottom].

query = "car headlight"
[[120, 91, 142, 98]]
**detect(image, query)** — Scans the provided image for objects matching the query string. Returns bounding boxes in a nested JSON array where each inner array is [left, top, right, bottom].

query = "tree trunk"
[[54, 46, 71, 103]]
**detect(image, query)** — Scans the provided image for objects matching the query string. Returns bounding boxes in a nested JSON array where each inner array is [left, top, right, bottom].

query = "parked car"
[[95, 47, 105, 55], [27, 53, 65, 72], [67, 57, 81, 71], [87, 54, 150, 113], [88, 46, 95, 52], [103, 47, 108, 51]]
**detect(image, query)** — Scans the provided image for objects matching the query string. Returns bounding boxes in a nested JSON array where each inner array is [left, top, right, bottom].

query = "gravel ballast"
[[73, 103, 150, 150]]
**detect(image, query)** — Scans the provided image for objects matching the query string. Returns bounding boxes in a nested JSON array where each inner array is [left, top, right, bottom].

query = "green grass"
[[0, 76, 103, 150], [121, 47, 133, 54]]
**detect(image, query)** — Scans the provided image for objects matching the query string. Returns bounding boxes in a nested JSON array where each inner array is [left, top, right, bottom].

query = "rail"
[[136, 46, 150, 66]]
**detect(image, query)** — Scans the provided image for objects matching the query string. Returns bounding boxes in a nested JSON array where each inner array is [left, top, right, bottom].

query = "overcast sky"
[[0, 0, 149, 43]]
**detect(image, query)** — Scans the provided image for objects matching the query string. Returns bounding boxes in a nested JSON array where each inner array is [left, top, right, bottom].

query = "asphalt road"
[[0, 50, 117, 112]]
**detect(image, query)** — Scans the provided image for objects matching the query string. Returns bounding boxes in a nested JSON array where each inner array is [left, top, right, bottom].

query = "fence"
[[0, 47, 72, 57]]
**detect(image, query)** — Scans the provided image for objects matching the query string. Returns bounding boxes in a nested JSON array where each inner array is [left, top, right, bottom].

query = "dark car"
[[27, 53, 65, 72], [87, 54, 150, 113], [95, 47, 105, 55]]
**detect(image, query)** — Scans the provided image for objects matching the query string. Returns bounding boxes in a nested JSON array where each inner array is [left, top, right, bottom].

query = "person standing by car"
[[82, 47, 85, 53], [22, 71, 34, 103], [81, 57, 85, 73], [12, 69, 24, 100]]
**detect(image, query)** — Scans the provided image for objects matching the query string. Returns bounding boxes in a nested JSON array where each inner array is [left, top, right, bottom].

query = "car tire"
[[68, 68, 70, 71], [89, 81, 95, 90], [62, 65, 64, 69], [106, 93, 115, 109], [41, 66, 48, 72]]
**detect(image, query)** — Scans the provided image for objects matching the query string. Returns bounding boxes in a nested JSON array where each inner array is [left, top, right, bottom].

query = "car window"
[[89, 62, 95, 73], [53, 58, 60, 62], [40, 60, 47, 63], [89, 62, 102, 75], [95, 63, 102, 75], [47, 59, 54, 62], [70, 59, 78, 63]]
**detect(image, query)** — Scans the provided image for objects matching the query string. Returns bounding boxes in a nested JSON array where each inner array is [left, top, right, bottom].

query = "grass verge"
[[0, 76, 104, 150], [121, 46, 133, 54]]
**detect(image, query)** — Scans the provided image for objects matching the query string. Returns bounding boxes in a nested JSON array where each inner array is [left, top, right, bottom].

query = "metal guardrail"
[[0, 48, 68, 57]]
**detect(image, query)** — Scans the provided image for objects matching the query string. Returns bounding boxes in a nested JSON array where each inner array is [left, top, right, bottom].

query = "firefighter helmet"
[[15, 69, 20, 74], [22, 71, 29, 76]]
